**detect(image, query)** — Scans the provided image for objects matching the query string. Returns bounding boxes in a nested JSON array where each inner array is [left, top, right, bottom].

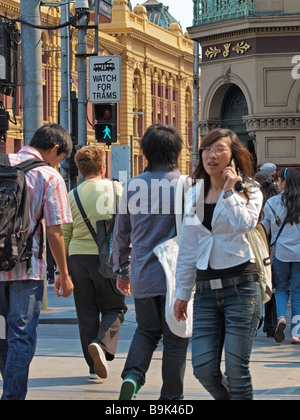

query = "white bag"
[[153, 175, 193, 338]]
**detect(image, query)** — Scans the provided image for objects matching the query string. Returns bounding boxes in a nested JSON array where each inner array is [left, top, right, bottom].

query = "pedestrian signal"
[[95, 124, 113, 142], [94, 103, 117, 145]]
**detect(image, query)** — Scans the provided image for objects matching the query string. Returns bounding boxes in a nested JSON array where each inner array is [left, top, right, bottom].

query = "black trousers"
[[263, 272, 277, 334], [68, 254, 127, 373]]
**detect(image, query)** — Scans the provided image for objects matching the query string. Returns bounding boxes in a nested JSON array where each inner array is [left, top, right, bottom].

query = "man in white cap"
[[260, 162, 276, 175], [259, 162, 279, 192]]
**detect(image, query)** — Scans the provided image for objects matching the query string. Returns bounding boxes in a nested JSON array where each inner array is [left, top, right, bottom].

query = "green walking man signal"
[[94, 103, 117, 146], [96, 124, 112, 140]]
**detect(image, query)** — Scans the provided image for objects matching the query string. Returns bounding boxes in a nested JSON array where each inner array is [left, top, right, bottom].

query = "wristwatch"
[[223, 189, 234, 199]]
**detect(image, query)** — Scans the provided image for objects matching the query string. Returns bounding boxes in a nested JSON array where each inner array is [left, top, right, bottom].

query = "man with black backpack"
[[0, 124, 74, 400]]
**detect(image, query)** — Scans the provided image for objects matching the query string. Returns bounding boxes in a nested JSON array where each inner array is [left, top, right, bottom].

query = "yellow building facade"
[[0, 0, 195, 177]]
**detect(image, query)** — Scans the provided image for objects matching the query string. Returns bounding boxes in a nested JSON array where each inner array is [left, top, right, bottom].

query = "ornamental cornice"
[[198, 120, 222, 136], [0, 1, 19, 16], [130, 33, 193, 62], [243, 115, 300, 131], [200, 26, 300, 44]]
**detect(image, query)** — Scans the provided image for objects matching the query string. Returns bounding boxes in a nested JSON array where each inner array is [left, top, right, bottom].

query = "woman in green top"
[[62, 146, 127, 380]]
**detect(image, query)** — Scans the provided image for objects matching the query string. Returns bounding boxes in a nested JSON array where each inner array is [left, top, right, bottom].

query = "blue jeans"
[[122, 295, 189, 400], [273, 257, 300, 337], [192, 282, 262, 400], [0, 280, 44, 400]]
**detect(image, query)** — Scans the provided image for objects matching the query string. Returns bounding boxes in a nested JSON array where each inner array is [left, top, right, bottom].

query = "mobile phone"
[[229, 158, 235, 167]]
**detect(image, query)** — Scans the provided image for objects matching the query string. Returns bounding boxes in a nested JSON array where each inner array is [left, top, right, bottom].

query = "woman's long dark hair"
[[277, 167, 300, 225], [192, 128, 254, 200]]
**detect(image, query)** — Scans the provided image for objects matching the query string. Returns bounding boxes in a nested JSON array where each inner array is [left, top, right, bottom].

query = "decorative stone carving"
[[221, 64, 231, 83], [243, 116, 300, 132], [204, 41, 252, 60], [199, 120, 222, 136]]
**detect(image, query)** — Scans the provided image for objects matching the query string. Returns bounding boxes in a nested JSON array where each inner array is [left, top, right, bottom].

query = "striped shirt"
[[0, 146, 72, 282]]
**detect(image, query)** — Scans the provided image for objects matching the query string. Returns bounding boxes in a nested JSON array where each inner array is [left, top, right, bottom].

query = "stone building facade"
[[189, 0, 300, 171]]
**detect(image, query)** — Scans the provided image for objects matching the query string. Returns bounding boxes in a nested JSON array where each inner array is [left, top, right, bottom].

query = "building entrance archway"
[[221, 84, 256, 167]]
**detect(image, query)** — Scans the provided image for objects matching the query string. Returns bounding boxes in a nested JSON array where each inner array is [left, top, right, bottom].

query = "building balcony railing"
[[193, 0, 255, 26]]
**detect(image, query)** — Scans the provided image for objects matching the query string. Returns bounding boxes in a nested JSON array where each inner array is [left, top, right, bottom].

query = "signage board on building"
[[89, 55, 121, 103], [99, 0, 112, 19]]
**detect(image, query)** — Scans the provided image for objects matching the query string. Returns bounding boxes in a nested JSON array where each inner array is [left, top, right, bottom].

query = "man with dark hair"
[[113, 124, 190, 400], [140, 123, 183, 171], [0, 124, 74, 400]]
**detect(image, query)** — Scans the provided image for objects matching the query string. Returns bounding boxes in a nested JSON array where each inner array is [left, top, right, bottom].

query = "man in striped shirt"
[[0, 124, 74, 400]]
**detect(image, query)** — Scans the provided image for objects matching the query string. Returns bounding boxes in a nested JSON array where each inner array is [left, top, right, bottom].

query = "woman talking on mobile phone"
[[174, 128, 263, 400]]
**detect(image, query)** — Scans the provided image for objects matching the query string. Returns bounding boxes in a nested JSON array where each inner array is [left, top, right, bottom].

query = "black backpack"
[[0, 155, 49, 273]]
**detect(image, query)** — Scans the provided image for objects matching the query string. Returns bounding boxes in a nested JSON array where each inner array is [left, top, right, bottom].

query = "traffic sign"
[[89, 55, 121, 103]]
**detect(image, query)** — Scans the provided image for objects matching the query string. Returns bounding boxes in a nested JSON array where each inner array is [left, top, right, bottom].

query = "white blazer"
[[261, 193, 300, 262], [175, 182, 263, 301]]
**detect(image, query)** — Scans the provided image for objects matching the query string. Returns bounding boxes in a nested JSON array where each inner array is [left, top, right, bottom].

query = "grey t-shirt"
[[113, 166, 182, 299]]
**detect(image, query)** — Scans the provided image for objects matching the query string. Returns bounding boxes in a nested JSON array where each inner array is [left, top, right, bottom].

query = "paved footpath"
[[1, 285, 300, 402]]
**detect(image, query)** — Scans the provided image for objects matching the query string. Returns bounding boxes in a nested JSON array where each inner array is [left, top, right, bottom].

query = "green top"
[[62, 179, 123, 256], [193, 0, 255, 26]]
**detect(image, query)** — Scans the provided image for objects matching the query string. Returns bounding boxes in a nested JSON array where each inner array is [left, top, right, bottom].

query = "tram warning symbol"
[[93, 59, 115, 72]]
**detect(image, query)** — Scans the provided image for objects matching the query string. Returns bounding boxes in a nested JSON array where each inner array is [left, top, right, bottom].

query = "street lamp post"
[[75, 0, 89, 150], [193, 42, 200, 169], [20, 0, 43, 144]]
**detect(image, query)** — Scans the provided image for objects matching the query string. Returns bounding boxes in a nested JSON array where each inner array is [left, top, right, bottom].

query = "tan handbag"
[[246, 224, 273, 304]]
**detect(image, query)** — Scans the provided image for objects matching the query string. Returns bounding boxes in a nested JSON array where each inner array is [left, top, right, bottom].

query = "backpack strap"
[[16, 158, 49, 172], [1, 154, 49, 171], [0, 154, 10, 165], [26, 209, 44, 268], [17, 158, 49, 266]]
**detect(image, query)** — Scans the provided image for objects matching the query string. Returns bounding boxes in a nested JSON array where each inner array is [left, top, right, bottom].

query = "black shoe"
[[274, 318, 287, 343]]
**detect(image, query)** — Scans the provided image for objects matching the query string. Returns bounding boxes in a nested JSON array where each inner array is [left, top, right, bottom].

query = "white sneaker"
[[89, 373, 99, 380], [88, 343, 108, 379]]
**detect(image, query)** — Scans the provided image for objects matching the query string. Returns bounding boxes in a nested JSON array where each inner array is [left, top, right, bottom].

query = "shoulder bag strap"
[[111, 180, 117, 215], [73, 188, 98, 244], [271, 217, 287, 247], [175, 175, 188, 237], [267, 201, 283, 227]]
